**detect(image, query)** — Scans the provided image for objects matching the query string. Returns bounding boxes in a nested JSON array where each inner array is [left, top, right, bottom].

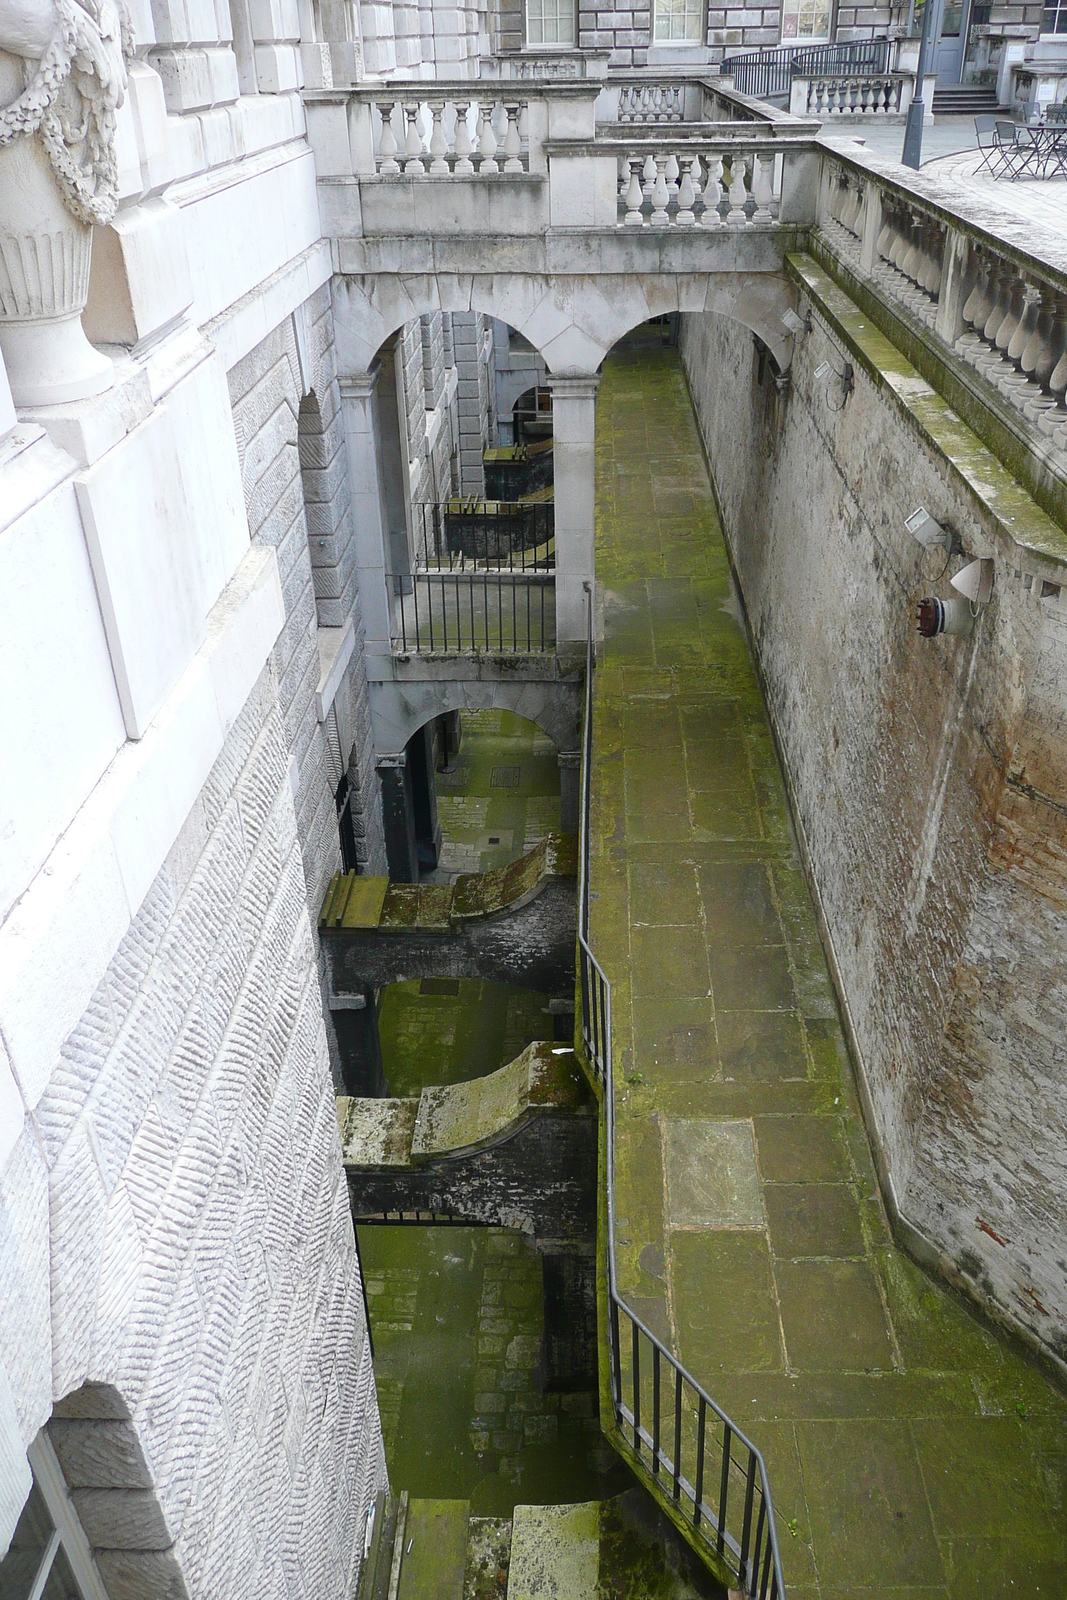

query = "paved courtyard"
[[588, 338, 1067, 1598]]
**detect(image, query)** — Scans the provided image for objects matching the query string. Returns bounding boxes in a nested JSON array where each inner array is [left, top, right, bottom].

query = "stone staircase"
[[930, 82, 1000, 115], [357, 1489, 726, 1600]]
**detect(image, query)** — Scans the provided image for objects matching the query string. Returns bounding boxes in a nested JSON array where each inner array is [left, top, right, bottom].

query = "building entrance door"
[[933, 0, 973, 83]]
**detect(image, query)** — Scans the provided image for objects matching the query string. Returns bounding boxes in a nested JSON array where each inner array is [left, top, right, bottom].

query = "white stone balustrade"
[[791, 74, 910, 118], [615, 83, 684, 123], [615, 143, 782, 227], [818, 154, 1067, 460], [372, 97, 529, 175], [305, 76, 816, 238]]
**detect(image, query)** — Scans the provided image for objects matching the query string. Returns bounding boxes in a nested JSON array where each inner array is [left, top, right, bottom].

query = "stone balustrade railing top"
[[816, 140, 1067, 532]]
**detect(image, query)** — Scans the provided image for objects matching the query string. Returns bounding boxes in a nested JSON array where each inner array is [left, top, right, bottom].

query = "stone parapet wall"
[[680, 292, 1067, 1375]]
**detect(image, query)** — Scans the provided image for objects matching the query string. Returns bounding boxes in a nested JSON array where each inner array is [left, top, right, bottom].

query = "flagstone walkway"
[[588, 336, 1067, 1599]]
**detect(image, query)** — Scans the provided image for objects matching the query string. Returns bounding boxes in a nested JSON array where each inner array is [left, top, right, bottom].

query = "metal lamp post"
[[902, 0, 943, 168]]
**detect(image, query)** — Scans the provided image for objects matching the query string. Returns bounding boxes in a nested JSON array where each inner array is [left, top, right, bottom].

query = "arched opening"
[[0, 1385, 185, 1600], [355, 315, 558, 660]]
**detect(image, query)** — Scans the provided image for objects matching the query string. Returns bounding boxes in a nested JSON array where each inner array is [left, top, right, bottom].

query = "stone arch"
[[44, 1382, 188, 1600], [368, 673, 582, 761], [332, 270, 801, 380]]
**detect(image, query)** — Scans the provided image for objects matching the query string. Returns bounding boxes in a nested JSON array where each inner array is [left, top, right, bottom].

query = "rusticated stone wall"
[[228, 291, 386, 918], [679, 303, 1067, 1374], [10, 662, 385, 1596]]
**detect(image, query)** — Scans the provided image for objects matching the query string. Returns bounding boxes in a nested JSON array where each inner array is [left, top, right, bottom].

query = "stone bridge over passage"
[[305, 78, 822, 696]]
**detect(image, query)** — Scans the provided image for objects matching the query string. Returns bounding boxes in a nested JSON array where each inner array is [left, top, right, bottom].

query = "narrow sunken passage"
[[589, 333, 1067, 1600]]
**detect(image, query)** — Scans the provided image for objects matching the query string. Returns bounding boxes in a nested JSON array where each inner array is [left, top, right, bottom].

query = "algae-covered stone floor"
[[433, 708, 562, 880], [590, 338, 1067, 1599], [359, 1225, 630, 1516]]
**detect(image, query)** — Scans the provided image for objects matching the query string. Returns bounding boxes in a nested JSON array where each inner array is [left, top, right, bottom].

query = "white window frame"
[[12, 1433, 112, 1600], [653, 0, 705, 44], [524, 0, 577, 48]]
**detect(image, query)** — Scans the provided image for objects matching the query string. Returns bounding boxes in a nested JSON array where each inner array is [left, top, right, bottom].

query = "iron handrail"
[[577, 581, 786, 1600], [389, 567, 554, 655], [722, 39, 891, 100]]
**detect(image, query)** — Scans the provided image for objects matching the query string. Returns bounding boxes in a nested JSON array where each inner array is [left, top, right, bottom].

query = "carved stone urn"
[[0, 0, 130, 407]]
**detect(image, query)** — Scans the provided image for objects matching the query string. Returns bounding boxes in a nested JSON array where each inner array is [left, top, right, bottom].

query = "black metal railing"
[[722, 38, 891, 101], [413, 498, 554, 570], [577, 583, 786, 1600], [389, 569, 555, 654]]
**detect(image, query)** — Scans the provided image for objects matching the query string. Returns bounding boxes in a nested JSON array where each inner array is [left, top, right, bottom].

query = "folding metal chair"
[[994, 120, 1040, 180], [974, 114, 1006, 177], [1042, 101, 1067, 178]]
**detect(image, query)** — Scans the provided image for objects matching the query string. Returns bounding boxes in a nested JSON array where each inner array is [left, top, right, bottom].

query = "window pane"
[[0, 1482, 54, 1600], [654, 0, 702, 41], [780, 0, 829, 35], [526, 0, 574, 43], [40, 1546, 82, 1600]]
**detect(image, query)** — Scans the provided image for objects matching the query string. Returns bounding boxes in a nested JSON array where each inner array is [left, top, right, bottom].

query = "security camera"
[[781, 307, 811, 337]]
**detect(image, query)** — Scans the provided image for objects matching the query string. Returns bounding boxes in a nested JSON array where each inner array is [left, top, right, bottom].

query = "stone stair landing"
[[359, 1491, 723, 1600]]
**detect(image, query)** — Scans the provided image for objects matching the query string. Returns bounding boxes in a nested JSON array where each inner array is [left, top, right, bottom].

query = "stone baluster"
[[995, 276, 1029, 356], [618, 156, 630, 201], [642, 154, 657, 198], [704, 153, 723, 224], [403, 103, 426, 174], [453, 103, 474, 173], [377, 103, 401, 173], [502, 102, 524, 171], [1043, 293, 1067, 399], [726, 153, 748, 223], [477, 102, 499, 173], [1014, 289, 1060, 428], [961, 252, 996, 331], [899, 215, 922, 282], [918, 225, 944, 296], [689, 155, 704, 219], [624, 160, 644, 225], [888, 211, 910, 270], [650, 156, 670, 227], [665, 151, 680, 199], [846, 182, 864, 236], [670, 85, 682, 121], [1008, 284, 1041, 367], [676, 158, 697, 226], [876, 208, 895, 261], [982, 265, 1017, 345], [751, 153, 775, 222], [428, 102, 450, 174]]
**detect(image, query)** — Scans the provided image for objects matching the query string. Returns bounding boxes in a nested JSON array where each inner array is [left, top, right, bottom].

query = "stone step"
[[506, 1492, 721, 1600], [364, 1486, 724, 1598], [360, 1494, 473, 1600], [931, 85, 1000, 112], [397, 1499, 471, 1600]]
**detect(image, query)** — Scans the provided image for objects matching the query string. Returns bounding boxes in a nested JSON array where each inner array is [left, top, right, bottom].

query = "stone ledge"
[[788, 250, 1067, 571]]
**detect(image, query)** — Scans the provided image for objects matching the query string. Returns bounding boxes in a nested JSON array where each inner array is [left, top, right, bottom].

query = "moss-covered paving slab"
[[591, 338, 1067, 1598]]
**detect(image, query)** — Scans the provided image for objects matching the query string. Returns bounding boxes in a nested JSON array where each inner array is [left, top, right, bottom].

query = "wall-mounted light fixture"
[[917, 557, 995, 638], [780, 307, 811, 337], [904, 506, 953, 553], [813, 355, 853, 409]]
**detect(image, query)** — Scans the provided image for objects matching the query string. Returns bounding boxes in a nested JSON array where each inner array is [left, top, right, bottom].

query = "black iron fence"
[[576, 583, 786, 1599], [722, 38, 891, 101], [389, 569, 555, 654], [413, 498, 554, 569]]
